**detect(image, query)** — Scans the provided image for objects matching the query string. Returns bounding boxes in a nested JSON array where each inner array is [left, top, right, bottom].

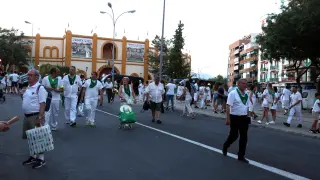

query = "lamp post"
[[100, 2, 135, 84], [25, 21, 34, 67], [159, 0, 166, 81]]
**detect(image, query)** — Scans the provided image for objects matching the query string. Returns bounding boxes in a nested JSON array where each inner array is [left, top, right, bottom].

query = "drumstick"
[[7, 116, 19, 125]]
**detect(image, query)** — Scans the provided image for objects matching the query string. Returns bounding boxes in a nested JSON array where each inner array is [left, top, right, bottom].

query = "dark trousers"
[[224, 115, 250, 157], [106, 89, 114, 103]]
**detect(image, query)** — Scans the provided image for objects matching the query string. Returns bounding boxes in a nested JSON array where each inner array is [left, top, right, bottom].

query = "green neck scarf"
[[48, 75, 58, 88], [236, 88, 248, 105], [89, 79, 97, 88], [124, 85, 131, 97], [68, 75, 76, 85]]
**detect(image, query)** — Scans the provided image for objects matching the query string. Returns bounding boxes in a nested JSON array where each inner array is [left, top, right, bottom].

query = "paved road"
[[0, 95, 319, 180]]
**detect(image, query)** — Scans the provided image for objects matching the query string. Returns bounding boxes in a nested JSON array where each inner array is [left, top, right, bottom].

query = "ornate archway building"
[[24, 30, 192, 81]]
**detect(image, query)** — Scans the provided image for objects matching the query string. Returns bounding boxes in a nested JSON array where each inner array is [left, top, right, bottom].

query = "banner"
[[127, 43, 145, 62], [72, 37, 92, 58]]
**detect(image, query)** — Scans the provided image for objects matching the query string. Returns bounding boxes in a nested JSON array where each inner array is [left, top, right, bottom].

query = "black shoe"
[[254, 115, 258, 119], [32, 159, 46, 169], [222, 146, 228, 156], [152, 119, 155, 123], [238, 157, 249, 163], [70, 122, 76, 127], [214, 111, 218, 114], [22, 156, 37, 165], [195, 106, 199, 108], [283, 122, 290, 127], [156, 120, 162, 124], [310, 129, 317, 134], [297, 124, 302, 128]]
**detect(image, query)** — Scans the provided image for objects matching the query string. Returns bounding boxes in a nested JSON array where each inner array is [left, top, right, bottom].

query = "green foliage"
[[208, 75, 227, 84], [0, 27, 31, 70], [148, 21, 191, 79]]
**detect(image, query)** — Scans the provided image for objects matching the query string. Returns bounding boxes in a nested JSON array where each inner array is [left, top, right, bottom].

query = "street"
[[0, 95, 319, 180]]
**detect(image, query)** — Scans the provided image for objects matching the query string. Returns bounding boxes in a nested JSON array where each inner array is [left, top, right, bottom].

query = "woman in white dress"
[[258, 83, 274, 125], [270, 86, 280, 124]]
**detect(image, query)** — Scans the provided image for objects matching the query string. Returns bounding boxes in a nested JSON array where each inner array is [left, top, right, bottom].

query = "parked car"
[[302, 89, 317, 110]]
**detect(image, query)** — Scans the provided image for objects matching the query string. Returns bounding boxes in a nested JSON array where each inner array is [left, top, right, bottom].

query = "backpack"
[[37, 85, 52, 112]]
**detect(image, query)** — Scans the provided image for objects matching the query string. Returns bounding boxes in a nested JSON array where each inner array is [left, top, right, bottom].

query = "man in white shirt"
[[104, 78, 114, 103], [138, 80, 144, 102], [193, 80, 200, 108], [10, 71, 19, 94], [81, 72, 103, 127], [282, 85, 291, 115], [62, 66, 82, 127], [21, 69, 48, 169], [166, 80, 176, 111], [42, 68, 63, 130], [223, 79, 250, 163], [145, 76, 165, 124], [283, 86, 303, 128]]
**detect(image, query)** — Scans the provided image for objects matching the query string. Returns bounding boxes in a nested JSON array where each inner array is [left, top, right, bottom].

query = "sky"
[[0, 0, 281, 79]]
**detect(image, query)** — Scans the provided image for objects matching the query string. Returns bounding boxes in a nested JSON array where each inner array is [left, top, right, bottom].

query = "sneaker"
[[297, 124, 302, 128], [310, 129, 317, 134], [65, 121, 70, 124], [254, 115, 258, 119], [70, 121, 76, 127], [22, 156, 37, 165], [85, 120, 90, 126], [265, 122, 269, 125], [238, 157, 249, 163], [283, 122, 290, 127], [32, 159, 46, 169], [89, 122, 95, 127], [257, 120, 262, 124], [156, 120, 162, 124], [51, 127, 57, 131], [269, 121, 275, 124]]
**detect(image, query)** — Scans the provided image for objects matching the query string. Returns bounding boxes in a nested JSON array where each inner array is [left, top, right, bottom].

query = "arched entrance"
[[97, 64, 120, 79], [102, 43, 117, 59]]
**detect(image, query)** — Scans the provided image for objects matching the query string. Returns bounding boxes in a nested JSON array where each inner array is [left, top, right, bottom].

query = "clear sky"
[[0, 0, 280, 78]]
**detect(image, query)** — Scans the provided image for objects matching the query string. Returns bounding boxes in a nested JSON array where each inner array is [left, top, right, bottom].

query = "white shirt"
[[41, 76, 62, 100], [6, 74, 11, 83], [84, 79, 103, 100], [62, 75, 82, 98], [22, 82, 47, 114], [104, 81, 113, 89], [228, 86, 237, 93], [138, 83, 144, 92], [282, 88, 291, 101], [227, 89, 249, 116], [145, 82, 165, 103], [199, 86, 205, 95], [263, 89, 273, 104], [290, 91, 302, 109], [166, 83, 176, 95], [10, 73, 19, 82], [274, 92, 280, 104], [248, 91, 256, 105], [177, 85, 184, 96], [312, 99, 320, 112]]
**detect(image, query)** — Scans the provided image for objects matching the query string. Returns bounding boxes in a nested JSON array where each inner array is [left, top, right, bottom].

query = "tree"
[[208, 75, 227, 84], [147, 35, 170, 76], [256, 0, 320, 89], [165, 21, 191, 79], [0, 27, 31, 71]]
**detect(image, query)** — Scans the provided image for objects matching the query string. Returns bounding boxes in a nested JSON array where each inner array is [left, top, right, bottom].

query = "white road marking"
[[96, 109, 310, 180]]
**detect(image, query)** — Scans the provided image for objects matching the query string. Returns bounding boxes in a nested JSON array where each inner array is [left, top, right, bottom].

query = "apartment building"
[[227, 34, 258, 86]]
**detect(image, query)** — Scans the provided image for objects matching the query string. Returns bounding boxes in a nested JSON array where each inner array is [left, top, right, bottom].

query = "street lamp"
[[25, 21, 34, 67], [100, 2, 135, 84], [159, 0, 166, 81]]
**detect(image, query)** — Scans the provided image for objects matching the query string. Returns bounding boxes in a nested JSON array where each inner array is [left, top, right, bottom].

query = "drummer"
[[119, 77, 136, 105]]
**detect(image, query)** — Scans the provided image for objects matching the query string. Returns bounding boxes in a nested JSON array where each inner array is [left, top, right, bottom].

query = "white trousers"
[[85, 98, 98, 123], [64, 96, 78, 122], [183, 98, 193, 114], [45, 100, 60, 128], [199, 97, 206, 109], [287, 107, 303, 124]]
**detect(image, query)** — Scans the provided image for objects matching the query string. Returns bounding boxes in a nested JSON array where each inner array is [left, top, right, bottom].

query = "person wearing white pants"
[[283, 86, 303, 128], [62, 66, 82, 127], [41, 68, 63, 131], [81, 72, 103, 127]]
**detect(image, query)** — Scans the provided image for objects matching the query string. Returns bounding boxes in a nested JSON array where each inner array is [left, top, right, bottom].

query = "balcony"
[[246, 77, 257, 82], [270, 77, 279, 82], [260, 67, 268, 72], [260, 79, 266, 82], [240, 56, 257, 64], [234, 65, 238, 70], [239, 66, 257, 73], [234, 57, 239, 64], [281, 77, 297, 82], [234, 49, 239, 55], [270, 66, 279, 71]]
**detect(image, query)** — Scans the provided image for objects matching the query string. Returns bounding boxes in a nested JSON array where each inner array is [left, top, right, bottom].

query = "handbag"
[[26, 124, 54, 156]]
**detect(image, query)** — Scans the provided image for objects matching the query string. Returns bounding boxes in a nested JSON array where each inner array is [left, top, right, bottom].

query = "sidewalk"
[[135, 99, 320, 139]]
